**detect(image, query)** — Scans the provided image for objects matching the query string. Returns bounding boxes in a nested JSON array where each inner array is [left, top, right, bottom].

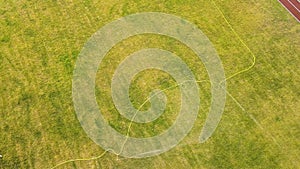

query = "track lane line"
[[278, 0, 300, 22], [289, 0, 300, 9], [288, 0, 300, 12]]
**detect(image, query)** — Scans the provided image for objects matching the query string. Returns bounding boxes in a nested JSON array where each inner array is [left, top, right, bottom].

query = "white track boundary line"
[[288, 0, 300, 12], [278, 0, 300, 22]]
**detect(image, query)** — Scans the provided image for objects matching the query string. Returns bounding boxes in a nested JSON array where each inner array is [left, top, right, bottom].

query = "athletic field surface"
[[278, 0, 300, 22], [0, 0, 299, 168]]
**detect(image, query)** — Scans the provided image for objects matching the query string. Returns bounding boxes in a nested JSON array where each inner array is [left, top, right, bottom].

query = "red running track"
[[278, 0, 300, 22]]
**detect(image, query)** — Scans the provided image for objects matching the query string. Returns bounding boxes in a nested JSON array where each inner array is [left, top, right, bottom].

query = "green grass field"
[[1, 0, 299, 168]]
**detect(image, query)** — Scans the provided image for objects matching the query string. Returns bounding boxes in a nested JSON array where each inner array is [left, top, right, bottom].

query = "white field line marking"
[[278, 0, 300, 22], [288, 0, 300, 12], [225, 90, 280, 147]]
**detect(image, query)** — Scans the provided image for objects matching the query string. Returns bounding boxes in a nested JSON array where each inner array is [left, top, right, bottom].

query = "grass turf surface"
[[0, 0, 299, 168]]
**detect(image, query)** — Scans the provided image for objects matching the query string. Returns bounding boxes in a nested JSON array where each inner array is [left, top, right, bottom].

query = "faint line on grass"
[[210, 0, 256, 83], [210, 0, 280, 146], [50, 150, 108, 169]]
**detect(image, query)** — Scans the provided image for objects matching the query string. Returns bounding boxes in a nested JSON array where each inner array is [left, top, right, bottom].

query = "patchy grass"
[[0, 0, 299, 168]]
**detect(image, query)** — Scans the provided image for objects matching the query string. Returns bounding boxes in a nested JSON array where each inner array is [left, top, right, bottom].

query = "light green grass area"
[[0, 0, 299, 168]]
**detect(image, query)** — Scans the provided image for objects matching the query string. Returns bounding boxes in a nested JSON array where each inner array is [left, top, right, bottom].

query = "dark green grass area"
[[0, 0, 299, 168]]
